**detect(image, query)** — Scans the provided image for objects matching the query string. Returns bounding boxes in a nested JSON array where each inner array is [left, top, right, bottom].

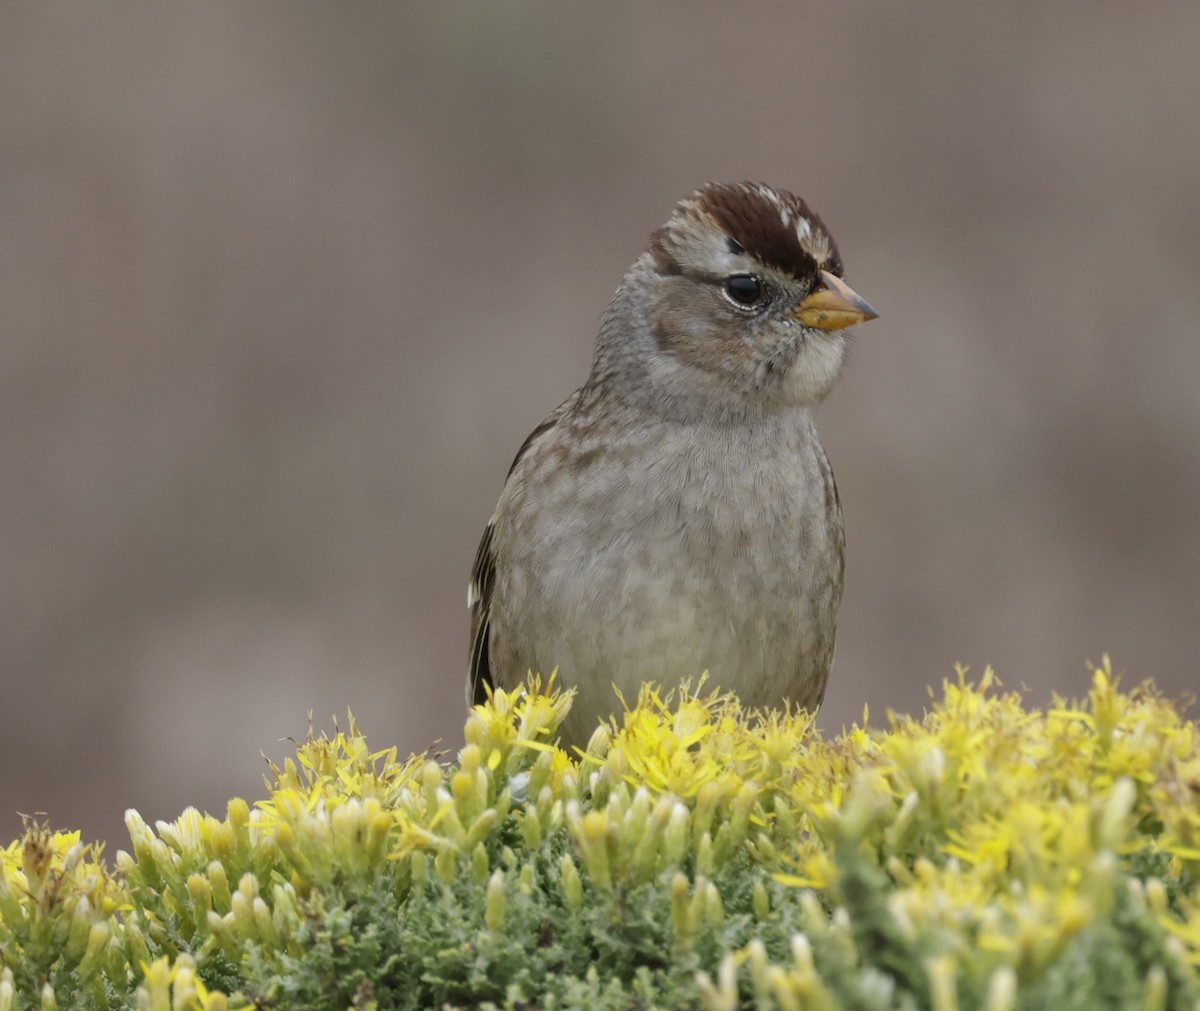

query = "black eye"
[[725, 274, 763, 306]]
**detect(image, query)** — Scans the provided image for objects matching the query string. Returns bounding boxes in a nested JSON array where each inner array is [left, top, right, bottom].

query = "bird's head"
[[594, 182, 878, 420]]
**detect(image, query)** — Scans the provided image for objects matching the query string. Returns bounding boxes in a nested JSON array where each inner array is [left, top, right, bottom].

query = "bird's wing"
[[467, 393, 580, 707], [817, 440, 845, 611], [466, 515, 497, 706]]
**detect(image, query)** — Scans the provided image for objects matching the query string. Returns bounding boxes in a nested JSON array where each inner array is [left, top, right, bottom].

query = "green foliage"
[[1, 662, 1199, 1009]]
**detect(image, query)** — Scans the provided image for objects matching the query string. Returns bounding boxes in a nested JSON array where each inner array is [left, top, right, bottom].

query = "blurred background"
[[3, 4, 1199, 848]]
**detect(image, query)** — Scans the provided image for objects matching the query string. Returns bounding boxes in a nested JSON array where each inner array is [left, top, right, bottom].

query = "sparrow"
[[467, 182, 877, 746]]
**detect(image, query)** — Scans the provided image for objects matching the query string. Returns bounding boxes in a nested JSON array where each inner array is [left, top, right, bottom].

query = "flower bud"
[[464, 809, 498, 852], [752, 881, 770, 920], [230, 890, 255, 938], [985, 967, 1015, 1011], [585, 724, 611, 759], [187, 875, 213, 918], [472, 844, 490, 884], [253, 896, 278, 947], [125, 916, 151, 970], [560, 854, 583, 909], [1142, 967, 1166, 1011], [790, 933, 814, 973], [460, 743, 482, 776], [927, 955, 958, 1011], [422, 761, 443, 812], [227, 797, 250, 832], [692, 781, 720, 843], [670, 873, 691, 951], [76, 922, 111, 981], [434, 845, 457, 885], [206, 861, 231, 911], [746, 939, 769, 999], [485, 871, 506, 932], [65, 897, 93, 959], [522, 810, 542, 850], [702, 880, 723, 928], [663, 803, 690, 867]]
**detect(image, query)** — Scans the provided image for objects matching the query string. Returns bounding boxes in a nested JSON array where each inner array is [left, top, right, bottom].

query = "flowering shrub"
[[1, 661, 1198, 1009]]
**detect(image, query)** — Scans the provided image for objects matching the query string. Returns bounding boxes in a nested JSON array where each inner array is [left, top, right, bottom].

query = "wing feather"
[[467, 517, 497, 705], [467, 398, 577, 706]]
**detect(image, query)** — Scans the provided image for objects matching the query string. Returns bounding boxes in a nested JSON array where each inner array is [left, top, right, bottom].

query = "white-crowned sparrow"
[[468, 182, 877, 745]]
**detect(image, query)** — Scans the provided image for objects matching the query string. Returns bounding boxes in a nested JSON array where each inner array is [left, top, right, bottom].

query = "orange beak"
[[791, 271, 879, 331]]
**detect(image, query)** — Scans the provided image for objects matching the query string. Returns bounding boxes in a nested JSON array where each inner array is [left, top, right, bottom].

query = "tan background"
[[4, 4, 1199, 848]]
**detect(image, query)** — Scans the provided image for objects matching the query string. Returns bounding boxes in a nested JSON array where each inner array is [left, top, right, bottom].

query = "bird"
[[467, 182, 878, 746]]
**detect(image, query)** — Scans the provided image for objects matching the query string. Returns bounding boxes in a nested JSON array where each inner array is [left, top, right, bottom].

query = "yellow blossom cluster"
[[0, 662, 1197, 1009]]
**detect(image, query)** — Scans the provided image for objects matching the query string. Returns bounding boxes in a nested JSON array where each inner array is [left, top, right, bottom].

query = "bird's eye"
[[725, 274, 763, 306]]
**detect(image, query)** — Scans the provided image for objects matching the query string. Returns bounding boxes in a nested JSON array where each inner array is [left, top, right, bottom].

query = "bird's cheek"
[[653, 317, 733, 379]]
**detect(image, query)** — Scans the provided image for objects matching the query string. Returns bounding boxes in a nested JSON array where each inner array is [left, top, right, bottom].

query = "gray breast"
[[491, 408, 843, 743]]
